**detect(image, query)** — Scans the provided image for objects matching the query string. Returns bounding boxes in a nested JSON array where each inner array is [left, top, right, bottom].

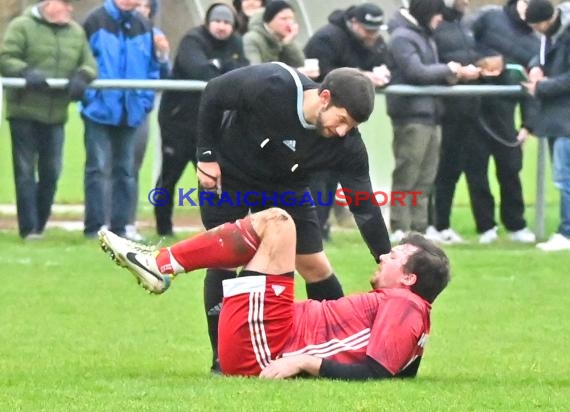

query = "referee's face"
[[315, 104, 358, 138]]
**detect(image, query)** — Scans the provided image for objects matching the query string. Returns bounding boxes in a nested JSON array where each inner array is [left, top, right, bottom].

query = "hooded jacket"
[[0, 5, 97, 124], [528, 2, 570, 137], [471, 0, 540, 139], [158, 3, 249, 131], [242, 11, 304, 66], [386, 9, 455, 125], [81, 0, 160, 127], [433, 6, 488, 119], [304, 9, 388, 81]]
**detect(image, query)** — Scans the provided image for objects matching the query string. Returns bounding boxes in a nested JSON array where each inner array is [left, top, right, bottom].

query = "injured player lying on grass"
[[99, 207, 450, 380]]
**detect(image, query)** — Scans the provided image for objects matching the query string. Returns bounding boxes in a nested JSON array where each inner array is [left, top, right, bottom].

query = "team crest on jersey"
[[272, 285, 286, 296], [283, 139, 297, 152]]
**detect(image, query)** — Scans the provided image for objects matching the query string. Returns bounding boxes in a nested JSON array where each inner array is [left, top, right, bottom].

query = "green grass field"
[[1, 101, 568, 411]]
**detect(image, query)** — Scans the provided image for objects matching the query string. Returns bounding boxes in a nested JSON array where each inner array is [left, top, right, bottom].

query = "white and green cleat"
[[98, 229, 171, 294]]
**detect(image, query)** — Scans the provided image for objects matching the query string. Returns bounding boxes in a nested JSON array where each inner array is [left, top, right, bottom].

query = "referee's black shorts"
[[198, 188, 323, 255]]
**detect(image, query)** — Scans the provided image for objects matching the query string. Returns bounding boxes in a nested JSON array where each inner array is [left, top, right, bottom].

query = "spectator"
[[430, 0, 503, 243], [0, 0, 97, 239], [233, 0, 266, 35], [81, 0, 160, 239], [469, 0, 539, 243], [154, 2, 248, 236], [125, 0, 171, 241], [243, 0, 304, 68], [304, 2, 391, 241], [523, 0, 570, 251], [386, 0, 480, 243], [99, 208, 450, 379]]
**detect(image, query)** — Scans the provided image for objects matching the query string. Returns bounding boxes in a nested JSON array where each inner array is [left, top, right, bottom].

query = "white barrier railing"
[[0, 78, 546, 237]]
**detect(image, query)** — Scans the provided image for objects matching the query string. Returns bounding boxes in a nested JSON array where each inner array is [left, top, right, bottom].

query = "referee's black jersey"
[[197, 62, 390, 258]]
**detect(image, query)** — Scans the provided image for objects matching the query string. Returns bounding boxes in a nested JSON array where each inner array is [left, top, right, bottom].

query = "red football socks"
[[155, 216, 261, 274]]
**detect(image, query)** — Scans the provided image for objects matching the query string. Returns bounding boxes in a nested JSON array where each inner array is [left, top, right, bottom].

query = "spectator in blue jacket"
[[81, 0, 160, 238]]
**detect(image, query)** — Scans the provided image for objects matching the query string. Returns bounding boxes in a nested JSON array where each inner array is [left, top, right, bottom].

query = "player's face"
[[208, 20, 234, 40], [370, 244, 418, 290], [315, 104, 359, 138]]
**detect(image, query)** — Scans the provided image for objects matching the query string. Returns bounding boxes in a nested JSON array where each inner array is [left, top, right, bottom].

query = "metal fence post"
[[535, 138, 548, 239]]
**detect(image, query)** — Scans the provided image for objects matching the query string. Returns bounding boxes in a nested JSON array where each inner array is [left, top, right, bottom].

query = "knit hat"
[[409, 0, 445, 29], [263, 0, 293, 23], [525, 0, 555, 23], [207, 4, 235, 25], [347, 3, 384, 31]]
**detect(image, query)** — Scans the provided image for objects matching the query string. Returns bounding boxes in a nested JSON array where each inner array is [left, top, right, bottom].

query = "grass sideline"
[[1, 230, 569, 410]]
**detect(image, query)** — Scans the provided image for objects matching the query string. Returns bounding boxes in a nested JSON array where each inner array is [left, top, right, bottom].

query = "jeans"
[[553, 136, 570, 237], [83, 117, 137, 236], [9, 119, 64, 238]]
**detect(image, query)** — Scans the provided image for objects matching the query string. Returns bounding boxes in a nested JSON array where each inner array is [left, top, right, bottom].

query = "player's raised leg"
[[98, 207, 295, 293]]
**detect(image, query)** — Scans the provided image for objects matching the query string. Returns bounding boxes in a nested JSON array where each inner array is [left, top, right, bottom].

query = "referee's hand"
[[197, 161, 222, 194]]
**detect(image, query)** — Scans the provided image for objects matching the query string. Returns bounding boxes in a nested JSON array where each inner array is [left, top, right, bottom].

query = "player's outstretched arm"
[[259, 355, 393, 380]]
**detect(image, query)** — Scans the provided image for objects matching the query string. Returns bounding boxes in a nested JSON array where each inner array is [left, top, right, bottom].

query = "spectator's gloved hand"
[[67, 70, 92, 101], [23, 68, 49, 91]]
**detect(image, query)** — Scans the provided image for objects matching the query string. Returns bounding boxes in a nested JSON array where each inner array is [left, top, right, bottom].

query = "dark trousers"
[[463, 125, 526, 233], [434, 116, 478, 230], [154, 120, 196, 235], [9, 119, 64, 238]]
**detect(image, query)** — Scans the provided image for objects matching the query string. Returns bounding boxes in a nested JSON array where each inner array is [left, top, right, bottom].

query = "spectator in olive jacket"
[[0, 0, 97, 239]]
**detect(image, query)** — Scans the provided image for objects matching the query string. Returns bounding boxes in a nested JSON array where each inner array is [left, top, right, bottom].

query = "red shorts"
[[218, 274, 295, 376]]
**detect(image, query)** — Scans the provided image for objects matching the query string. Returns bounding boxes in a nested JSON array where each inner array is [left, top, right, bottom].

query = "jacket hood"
[[328, 9, 348, 27], [26, 4, 69, 26], [204, 2, 238, 28], [557, 2, 570, 34], [104, 0, 135, 21]]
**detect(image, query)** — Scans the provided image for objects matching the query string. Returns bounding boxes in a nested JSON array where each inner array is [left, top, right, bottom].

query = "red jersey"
[[282, 288, 431, 374]]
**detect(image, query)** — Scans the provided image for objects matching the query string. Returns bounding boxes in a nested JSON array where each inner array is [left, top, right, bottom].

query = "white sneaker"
[[439, 228, 464, 244], [98, 229, 171, 294], [424, 226, 442, 242], [536, 233, 570, 252], [509, 227, 536, 243], [125, 224, 145, 242], [479, 226, 498, 244], [390, 229, 407, 244]]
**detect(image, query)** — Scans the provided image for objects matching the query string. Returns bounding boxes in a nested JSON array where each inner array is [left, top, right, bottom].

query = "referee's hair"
[[319, 68, 375, 123]]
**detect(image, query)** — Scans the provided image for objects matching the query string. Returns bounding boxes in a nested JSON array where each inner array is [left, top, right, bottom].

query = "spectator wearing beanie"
[[523, 0, 570, 251], [386, 0, 480, 242], [466, 0, 540, 244], [154, 2, 248, 240], [242, 0, 305, 68]]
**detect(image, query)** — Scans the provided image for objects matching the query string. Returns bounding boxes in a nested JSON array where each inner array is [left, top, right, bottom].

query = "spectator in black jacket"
[[387, 0, 480, 243], [523, 0, 570, 251], [469, 0, 539, 244], [304, 2, 391, 241], [154, 2, 248, 237], [430, 0, 502, 244]]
